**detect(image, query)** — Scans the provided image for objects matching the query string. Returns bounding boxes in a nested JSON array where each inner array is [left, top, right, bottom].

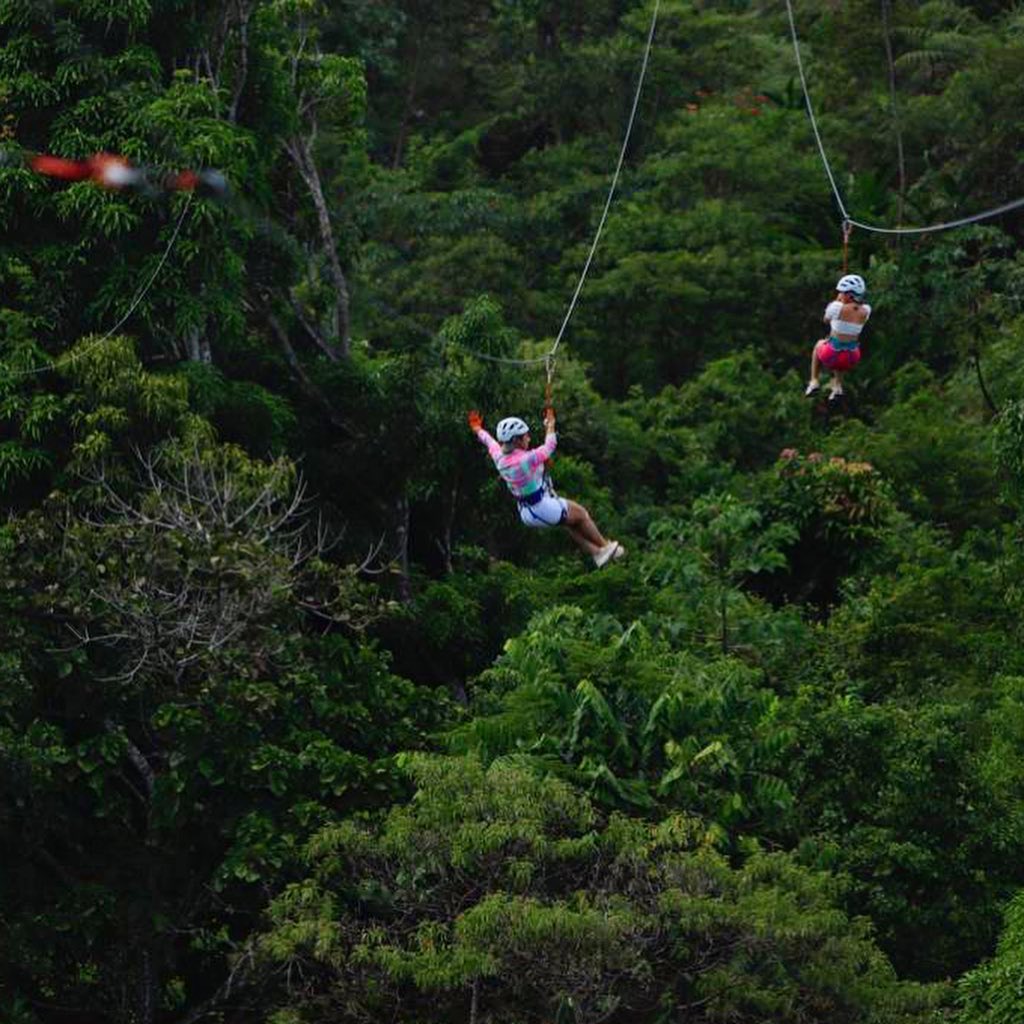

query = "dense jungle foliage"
[[3, 1, 1024, 1021]]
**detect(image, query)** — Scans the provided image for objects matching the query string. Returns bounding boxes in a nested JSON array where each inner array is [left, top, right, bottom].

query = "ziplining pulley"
[[841, 219, 853, 274], [544, 356, 556, 417]]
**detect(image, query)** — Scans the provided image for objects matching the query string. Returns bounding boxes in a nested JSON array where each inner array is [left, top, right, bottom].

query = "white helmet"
[[836, 274, 866, 297], [496, 416, 530, 443]]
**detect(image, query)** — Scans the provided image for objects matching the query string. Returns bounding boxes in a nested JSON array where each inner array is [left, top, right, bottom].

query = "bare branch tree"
[[278, 12, 355, 360], [282, 131, 351, 360], [193, 0, 257, 123], [72, 444, 371, 684], [265, 309, 353, 433], [227, 0, 255, 124]]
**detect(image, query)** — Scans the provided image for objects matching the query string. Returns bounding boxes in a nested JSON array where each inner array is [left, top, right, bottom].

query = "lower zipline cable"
[[441, 0, 661, 376], [6, 193, 195, 380]]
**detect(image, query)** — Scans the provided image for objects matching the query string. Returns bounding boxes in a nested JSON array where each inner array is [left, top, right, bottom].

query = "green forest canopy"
[[3, 1, 1024, 1021]]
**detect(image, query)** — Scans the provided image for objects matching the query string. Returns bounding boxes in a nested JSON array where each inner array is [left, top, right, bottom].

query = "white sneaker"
[[593, 542, 620, 568], [612, 544, 626, 561], [828, 383, 844, 401], [804, 381, 820, 397]]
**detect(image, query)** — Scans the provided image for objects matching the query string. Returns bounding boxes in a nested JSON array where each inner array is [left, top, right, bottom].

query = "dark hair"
[[501, 435, 528, 454]]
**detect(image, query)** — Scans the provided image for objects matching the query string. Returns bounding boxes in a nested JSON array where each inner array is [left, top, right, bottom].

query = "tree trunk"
[[469, 977, 480, 1024], [184, 321, 212, 363], [290, 293, 343, 363], [138, 949, 156, 1024], [394, 494, 413, 604], [266, 312, 352, 434], [392, 44, 422, 170], [880, 0, 906, 226], [437, 477, 458, 575], [720, 589, 728, 655], [227, 0, 253, 124], [972, 349, 998, 416], [285, 135, 351, 360]]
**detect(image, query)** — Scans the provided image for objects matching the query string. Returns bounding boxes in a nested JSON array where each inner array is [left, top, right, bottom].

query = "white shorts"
[[518, 493, 568, 528]]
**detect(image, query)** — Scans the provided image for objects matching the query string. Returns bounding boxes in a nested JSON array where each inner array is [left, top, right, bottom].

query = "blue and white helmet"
[[836, 274, 866, 297], [496, 416, 530, 443]]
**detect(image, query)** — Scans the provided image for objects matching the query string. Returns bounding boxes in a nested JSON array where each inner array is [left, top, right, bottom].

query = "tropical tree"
[[258, 754, 947, 1024]]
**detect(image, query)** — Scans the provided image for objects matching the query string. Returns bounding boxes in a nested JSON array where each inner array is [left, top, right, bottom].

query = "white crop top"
[[824, 299, 871, 340]]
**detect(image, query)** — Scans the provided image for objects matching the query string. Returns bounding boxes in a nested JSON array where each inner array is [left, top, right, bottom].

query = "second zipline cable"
[[784, 0, 1024, 236]]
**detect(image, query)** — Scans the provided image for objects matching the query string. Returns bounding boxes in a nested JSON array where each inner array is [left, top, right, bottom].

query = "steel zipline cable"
[[546, 0, 661, 365], [445, 0, 662, 381], [783, 0, 1024, 236], [7, 0, 660, 394], [5, 193, 196, 380]]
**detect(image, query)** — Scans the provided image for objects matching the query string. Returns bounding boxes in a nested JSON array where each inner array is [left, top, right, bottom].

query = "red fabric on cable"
[[30, 154, 91, 181]]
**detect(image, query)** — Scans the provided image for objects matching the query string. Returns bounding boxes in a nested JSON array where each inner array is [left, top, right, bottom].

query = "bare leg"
[[830, 369, 845, 394], [566, 524, 602, 557], [564, 500, 609, 552], [809, 339, 826, 385]]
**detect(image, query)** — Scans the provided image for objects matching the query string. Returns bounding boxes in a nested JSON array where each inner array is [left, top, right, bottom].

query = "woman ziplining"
[[784, 0, 1024, 405], [459, 1, 660, 563], [805, 273, 871, 402], [468, 407, 625, 568]]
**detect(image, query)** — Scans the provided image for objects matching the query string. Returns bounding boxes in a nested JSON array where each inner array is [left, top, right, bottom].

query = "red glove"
[[467, 410, 483, 431]]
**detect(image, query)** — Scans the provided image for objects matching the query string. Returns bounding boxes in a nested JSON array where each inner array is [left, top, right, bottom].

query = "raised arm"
[[468, 410, 502, 460], [531, 407, 558, 463]]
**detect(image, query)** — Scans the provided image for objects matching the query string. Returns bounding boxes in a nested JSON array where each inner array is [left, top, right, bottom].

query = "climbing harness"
[[784, 0, 1024, 235]]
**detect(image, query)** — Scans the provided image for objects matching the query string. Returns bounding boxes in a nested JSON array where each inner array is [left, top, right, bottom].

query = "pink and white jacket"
[[476, 429, 557, 499]]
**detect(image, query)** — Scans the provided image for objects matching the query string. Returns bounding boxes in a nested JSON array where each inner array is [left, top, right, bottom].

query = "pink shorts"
[[816, 339, 861, 372]]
